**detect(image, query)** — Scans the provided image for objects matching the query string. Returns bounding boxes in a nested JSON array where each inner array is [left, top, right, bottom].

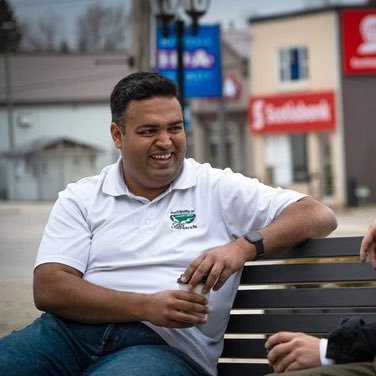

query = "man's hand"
[[265, 332, 321, 373], [179, 239, 251, 294], [144, 290, 209, 328], [360, 220, 376, 269]]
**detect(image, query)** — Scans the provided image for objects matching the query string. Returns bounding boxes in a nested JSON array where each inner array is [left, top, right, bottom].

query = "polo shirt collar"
[[102, 158, 196, 197]]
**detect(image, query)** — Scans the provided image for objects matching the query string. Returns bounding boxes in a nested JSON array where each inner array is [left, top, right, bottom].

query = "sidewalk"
[[1, 201, 376, 338]]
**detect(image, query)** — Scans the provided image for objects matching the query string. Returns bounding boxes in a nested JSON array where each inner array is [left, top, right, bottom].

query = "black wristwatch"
[[243, 230, 264, 259]]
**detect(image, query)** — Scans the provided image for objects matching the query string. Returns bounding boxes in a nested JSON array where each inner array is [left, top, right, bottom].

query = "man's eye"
[[169, 125, 183, 132], [139, 129, 155, 135]]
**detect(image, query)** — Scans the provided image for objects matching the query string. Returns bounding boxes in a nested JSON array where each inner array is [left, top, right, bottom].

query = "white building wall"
[[0, 103, 119, 199], [1, 103, 115, 161]]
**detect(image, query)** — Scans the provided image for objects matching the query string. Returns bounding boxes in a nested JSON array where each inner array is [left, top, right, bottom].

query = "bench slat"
[[268, 236, 363, 259], [233, 286, 376, 308], [241, 261, 375, 284], [221, 338, 267, 358], [218, 363, 272, 376], [225, 312, 376, 334]]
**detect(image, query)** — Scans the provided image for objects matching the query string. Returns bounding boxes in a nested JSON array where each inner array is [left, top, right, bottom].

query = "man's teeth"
[[151, 153, 172, 160]]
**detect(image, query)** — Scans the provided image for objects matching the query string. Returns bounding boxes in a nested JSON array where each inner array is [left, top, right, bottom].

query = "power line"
[[0, 70, 128, 93]]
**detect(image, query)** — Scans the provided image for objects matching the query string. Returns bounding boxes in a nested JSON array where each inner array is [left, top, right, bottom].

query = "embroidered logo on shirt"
[[170, 210, 197, 230]]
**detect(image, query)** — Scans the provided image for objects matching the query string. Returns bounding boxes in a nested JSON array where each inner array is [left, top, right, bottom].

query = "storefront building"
[[191, 29, 252, 175], [248, 6, 376, 207]]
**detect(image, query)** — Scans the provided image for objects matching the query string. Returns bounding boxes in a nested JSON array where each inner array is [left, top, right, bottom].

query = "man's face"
[[111, 96, 186, 200]]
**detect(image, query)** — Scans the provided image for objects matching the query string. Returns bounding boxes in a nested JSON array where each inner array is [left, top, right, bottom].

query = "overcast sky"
[[8, 0, 367, 45]]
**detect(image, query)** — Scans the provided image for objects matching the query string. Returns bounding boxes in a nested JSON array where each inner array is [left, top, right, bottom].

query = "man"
[[0, 72, 337, 376], [266, 219, 376, 376]]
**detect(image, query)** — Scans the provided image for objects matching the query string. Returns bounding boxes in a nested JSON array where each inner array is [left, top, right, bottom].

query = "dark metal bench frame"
[[218, 236, 376, 375]]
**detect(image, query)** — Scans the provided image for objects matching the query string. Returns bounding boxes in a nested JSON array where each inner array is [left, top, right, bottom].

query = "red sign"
[[341, 9, 376, 75], [248, 91, 336, 134]]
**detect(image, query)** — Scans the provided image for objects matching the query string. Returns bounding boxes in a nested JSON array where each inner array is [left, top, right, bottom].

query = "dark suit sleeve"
[[326, 317, 376, 363]]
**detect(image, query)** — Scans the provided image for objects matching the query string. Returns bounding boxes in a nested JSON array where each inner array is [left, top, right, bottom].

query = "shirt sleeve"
[[320, 338, 335, 366], [218, 168, 306, 237], [34, 184, 92, 273], [326, 317, 376, 363]]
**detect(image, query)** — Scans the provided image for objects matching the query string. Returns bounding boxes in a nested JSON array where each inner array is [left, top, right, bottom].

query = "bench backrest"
[[218, 236, 376, 375]]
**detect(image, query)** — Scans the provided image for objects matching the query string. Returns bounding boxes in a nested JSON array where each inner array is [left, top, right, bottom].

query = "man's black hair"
[[110, 72, 181, 132]]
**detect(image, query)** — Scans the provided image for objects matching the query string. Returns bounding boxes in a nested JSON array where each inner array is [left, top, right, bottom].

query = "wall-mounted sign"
[[156, 24, 222, 98], [249, 91, 336, 134], [341, 8, 376, 75]]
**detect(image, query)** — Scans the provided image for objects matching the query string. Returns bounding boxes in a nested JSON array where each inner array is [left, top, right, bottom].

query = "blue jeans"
[[0, 313, 208, 376]]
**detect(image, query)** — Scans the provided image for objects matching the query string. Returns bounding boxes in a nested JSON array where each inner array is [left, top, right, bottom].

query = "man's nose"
[[155, 131, 172, 148]]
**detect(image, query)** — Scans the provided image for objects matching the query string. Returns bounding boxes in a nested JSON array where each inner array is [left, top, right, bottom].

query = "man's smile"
[[149, 152, 173, 160]]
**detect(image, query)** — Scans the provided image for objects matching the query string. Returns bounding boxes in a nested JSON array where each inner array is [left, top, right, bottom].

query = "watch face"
[[246, 231, 263, 243]]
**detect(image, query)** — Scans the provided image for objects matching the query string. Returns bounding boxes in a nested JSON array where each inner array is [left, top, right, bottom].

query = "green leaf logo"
[[170, 213, 196, 224]]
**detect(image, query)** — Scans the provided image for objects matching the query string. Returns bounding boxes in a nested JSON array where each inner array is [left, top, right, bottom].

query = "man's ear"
[[111, 123, 122, 149]]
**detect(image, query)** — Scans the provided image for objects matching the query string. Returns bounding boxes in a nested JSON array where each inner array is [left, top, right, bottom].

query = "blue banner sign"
[[156, 24, 222, 98]]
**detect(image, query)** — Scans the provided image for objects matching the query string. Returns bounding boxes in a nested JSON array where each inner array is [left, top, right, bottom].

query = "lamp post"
[[2, 21, 16, 152], [153, 0, 211, 117]]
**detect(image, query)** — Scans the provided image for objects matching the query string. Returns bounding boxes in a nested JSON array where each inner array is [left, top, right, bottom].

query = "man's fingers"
[[176, 290, 208, 305], [180, 254, 206, 284], [212, 268, 232, 291], [273, 351, 296, 374], [184, 255, 214, 290], [265, 331, 298, 350]]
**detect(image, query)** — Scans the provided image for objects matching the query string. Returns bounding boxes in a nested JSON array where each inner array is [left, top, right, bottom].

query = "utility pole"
[[130, 0, 152, 71], [2, 21, 16, 151], [4, 51, 15, 151]]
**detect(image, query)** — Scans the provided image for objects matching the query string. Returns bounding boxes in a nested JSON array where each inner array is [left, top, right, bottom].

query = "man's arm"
[[33, 263, 208, 326], [265, 318, 376, 373], [326, 317, 376, 363], [181, 196, 337, 293]]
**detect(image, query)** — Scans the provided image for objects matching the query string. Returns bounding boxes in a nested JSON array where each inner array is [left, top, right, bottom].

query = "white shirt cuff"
[[319, 338, 336, 366]]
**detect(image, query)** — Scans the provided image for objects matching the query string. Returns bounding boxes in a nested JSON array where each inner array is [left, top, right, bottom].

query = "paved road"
[[1, 200, 376, 338]]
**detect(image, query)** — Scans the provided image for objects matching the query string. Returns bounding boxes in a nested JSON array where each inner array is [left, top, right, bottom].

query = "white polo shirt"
[[35, 158, 305, 375]]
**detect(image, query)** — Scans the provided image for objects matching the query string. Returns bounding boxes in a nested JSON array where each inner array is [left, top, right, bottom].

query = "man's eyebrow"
[[168, 119, 184, 126], [136, 120, 184, 129], [136, 123, 158, 129]]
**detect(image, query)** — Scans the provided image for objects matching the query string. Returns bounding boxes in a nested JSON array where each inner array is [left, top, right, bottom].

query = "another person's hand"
[[265, 332, 321, 373], [179, 240, 249, 294], [143, 290, 209, 328], [360, 219, 376, 269]]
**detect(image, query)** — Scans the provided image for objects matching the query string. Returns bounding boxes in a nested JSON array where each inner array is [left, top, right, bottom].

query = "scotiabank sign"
[[249, 91, 336, 134], [341, 9, 376, 75]]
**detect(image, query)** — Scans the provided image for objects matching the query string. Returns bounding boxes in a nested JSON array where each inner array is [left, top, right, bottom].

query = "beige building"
[[248, 5, 376, 208]]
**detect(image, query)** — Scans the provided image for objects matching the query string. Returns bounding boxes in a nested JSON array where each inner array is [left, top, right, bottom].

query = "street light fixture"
[[153, 0, 211, 110]]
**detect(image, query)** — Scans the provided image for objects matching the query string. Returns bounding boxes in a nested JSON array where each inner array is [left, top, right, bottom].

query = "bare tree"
[[38, 14, 61, 51], [0, 0, 22, 53], [76, 3, 130, 52], [20, 13, 65, 52]]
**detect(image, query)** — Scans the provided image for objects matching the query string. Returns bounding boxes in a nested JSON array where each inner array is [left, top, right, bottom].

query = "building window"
[[319, 133, 333, 197], [290, 134, 309, 182], [279, 46, 308, 82], [205, 121, 233, 169]]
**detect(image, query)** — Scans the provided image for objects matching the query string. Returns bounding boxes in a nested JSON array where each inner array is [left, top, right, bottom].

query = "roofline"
[[248, 4, 374, 24], [222, 39, 248, 62], [0, 51, 131, 57], [0, 99, 109, 106]]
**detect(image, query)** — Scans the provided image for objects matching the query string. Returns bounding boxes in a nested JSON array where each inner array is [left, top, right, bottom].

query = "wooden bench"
[[218, 236, 376, 375]]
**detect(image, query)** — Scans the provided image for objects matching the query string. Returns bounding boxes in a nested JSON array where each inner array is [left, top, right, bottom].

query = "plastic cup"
[[177, 276, 209, 320]]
